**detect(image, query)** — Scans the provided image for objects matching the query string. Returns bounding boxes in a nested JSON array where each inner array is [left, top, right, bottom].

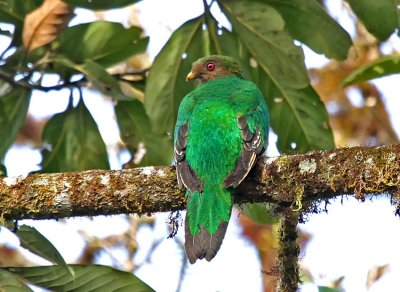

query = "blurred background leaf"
[[0, 85, 31, 160], [345, 0, 399, 40], [0, 268, 33, 292], [342, 55, 400, 86], [144, 16, 207, 135], [41, 99, 109, 172], [8, 264, 155, 292]]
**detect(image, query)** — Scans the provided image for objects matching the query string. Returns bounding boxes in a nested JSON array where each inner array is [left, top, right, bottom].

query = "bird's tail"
[[184, 185, 232, 264]]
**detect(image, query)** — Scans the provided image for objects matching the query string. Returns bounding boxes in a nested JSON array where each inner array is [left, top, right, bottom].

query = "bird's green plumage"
[[174, 76, 269, 236], [174, 55, 269, 263]]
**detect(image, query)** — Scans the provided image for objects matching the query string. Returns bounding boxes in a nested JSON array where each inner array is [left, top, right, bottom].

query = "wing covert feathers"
[[184, 214, 229, 264], [223, 116, 264, 188], [174, 122, 203, 192]]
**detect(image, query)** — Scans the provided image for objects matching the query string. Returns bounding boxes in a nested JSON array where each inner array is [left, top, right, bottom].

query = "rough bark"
[[0, 144, 399, 221], [276, 209, 300, 292]]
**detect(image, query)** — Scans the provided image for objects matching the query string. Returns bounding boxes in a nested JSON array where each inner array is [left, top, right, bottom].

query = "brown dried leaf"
[[23, 0, 74, 52], [309, 28, 398, 147], [238, 211, 277, 292], [366, 264, 389, 288]]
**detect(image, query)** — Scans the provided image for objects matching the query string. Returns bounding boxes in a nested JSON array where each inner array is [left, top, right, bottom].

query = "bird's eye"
[[206, 62, 215, 71]]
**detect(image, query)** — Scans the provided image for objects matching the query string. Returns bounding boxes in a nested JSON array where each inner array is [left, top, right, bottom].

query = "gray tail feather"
[[184, 214, 229, 264]]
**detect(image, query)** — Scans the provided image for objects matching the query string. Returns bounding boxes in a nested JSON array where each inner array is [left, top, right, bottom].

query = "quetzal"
[[174, 55, 269, 264]]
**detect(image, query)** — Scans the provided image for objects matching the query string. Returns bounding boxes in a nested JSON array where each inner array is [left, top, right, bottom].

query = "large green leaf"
[[204, 6, 254, 80], [6, 0, 43, 17], [0, 1, 23, 24], [345, 0, 399, 40], [0, 85, 31, 160], [272, 86, 333, 152], [144, 16, 209, 134], [41, 99, 110, 172], [262, 0, 352, 60], [0, 163, 6, 176], [0, 0, 42, 23], [254, 68, 334, 152], [219, 0, 309, 89], [8, 264, 155, 292], [66, 0, 141, 10], [0, 268, 33, 292], [342, 55, 400, 86], [217, 0, 333, 152], [115, 100, 172, 166], [53, 21, 148, 68], [79, 59, 131, 100], [16, 225, 70, 270]]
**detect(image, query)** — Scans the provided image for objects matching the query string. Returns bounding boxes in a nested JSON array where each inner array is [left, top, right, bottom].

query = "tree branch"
[[276, 209, 300, 292], [0, 144, 399, 221], [0, 68, 148, 92], [0, 69, 86, 92]]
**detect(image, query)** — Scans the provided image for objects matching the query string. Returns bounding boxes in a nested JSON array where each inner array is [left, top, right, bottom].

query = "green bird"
[[174, 55, 269, 264]]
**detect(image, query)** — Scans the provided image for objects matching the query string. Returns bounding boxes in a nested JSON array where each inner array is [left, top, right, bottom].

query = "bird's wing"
[[223, 89, 269, 188], [174, 94, 203, 192]]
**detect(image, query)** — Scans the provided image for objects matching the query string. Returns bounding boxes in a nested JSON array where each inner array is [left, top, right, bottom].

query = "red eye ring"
[[206, 62, 215, 71]]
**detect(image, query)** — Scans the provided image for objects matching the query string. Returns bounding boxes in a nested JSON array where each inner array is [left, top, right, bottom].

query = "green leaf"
[[346, 0, 399, 40], [16, 225, 70, 269], [0, 0, 42, 23], [0, 0, 42, 48], [41, 99, 110, 172], [115, 100, 172, 166], [8, 264, 155, 292], [204, 6, 254, 80], [79, 59, 130, 100], [1, 220, 16, 231], [144, 16, 209, 134], [219, 0, 309, 89], [263, 0, 352, 60], [0, 164, 6, 176], [0, 3, 22, 24], [240, 203, 279, 225], [342, 55, 400, 86], [54, 21, 148, 68], [65, 0, 141, 10], [0, 268, 33, 292], [254, 68, 334, 152], [0, 85, 31, 160], [5, 0, 43, 17], [272, 86, 334, 152]]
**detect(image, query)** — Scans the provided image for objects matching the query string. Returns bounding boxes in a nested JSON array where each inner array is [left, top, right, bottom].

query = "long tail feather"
[[184, 214, 229, 264]]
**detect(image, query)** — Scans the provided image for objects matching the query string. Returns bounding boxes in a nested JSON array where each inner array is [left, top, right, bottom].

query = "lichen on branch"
[[0, 144, 399, 220]]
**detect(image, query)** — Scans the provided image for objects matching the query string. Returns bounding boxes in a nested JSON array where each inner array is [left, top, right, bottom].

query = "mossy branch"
[[1, 144, 399, 221]]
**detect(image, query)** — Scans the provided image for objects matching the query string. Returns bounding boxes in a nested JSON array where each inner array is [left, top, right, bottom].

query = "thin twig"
[[0, 68, 149, 92], [0, 69, 86, 91]]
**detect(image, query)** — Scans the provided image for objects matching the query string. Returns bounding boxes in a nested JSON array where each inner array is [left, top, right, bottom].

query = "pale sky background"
[[1, 1, 400, 291]]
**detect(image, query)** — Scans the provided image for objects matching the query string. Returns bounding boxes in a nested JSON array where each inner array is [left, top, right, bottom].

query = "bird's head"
[[186, 55, 242, 84]]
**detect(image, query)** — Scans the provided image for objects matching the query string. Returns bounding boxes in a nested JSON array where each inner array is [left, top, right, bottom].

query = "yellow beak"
[[186, 71, 197, 81]]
